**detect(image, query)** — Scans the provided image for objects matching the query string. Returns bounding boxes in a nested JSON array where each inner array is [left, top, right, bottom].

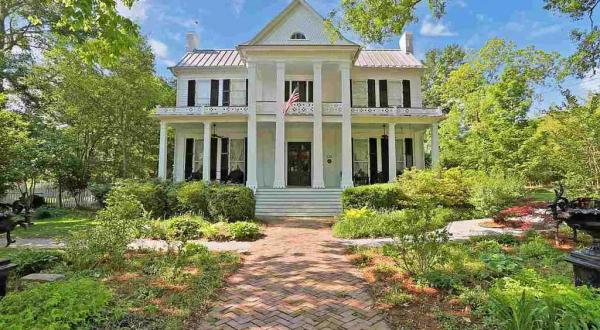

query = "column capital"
[[339, 62, 351, 71], [389, 122, 396, 129], [276, 61, 286, 69], [312, 61, 323, 68], [247, 62, 257, 69]]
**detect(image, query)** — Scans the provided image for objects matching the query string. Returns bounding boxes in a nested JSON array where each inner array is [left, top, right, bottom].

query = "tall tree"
[[421, 44, 466, 110], [439, 39, 560, 173]]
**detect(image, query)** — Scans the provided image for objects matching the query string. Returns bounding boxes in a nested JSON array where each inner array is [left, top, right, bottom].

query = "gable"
[[243, 0, 355, 46]]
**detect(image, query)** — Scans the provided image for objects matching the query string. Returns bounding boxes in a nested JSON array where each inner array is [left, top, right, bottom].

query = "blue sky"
[[118, 0, 600, 111]]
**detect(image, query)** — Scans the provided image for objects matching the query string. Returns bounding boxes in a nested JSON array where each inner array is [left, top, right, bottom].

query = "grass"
[[350, 232, 581, 330], [12, 208, 97, 239], [526, 187, 555, 202]]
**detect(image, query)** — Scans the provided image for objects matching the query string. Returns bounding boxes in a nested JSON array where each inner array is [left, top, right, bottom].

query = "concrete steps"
[[255, 188, 342, 217]]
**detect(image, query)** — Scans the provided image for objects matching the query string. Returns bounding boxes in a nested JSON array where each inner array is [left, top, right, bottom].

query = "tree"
[[0, 109, 29, 196], [422, 44, 466, 110], [326, 0, 447, 43], [438, 39, 560, 174], [543, 0, 600, 77]]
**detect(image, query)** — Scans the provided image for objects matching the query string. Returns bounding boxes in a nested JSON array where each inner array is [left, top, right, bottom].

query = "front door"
[[287, 142, 311, 186]]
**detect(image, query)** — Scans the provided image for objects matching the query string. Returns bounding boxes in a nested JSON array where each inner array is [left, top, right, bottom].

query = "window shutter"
[[367, 79, 376, 107], [350, 79, 353, 107], [187, 80, 196, 106], [210, 138, 218, 180], [379, 80, 388, 107], [405, 138, 414, 168], [299, 81, 307, 102], [221, 138, 229, 181], [185, 139, 194, 179], [381, 136, 389, 182], [222, 79, 230, 106], [369, 138, 377, 184], [402, 80, 411, 108], [245, 79, 248, 106], [308, 81, 313, 102], [244, 137, 248, 183], [210, 80, 219, 106], [285, 81, 290, 101]]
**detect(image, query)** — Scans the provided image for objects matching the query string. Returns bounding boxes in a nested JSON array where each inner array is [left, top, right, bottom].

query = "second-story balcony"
[[156, 105, 248, 116]]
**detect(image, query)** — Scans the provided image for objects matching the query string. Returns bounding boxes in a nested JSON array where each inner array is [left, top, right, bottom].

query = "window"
[[353, 139, 370, 179], [402, 80, 411, 108], [229, 139, 245, 174], [367, 79, 376, 107], [222, 79, 230, 106], [290, 32, 306, 40], [379, 80, 388, 107], [351, 80, 368, 107], [193, 139, 203, 173], [395, 139, 405, 173], [405, 138, 414, 168], [230, 79, 246, 106], [285, 80, 313, 102], [187, 80, 196, 106], [210, 80, 219, 106]]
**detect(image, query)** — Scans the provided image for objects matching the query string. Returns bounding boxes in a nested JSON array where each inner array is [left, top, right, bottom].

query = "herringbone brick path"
[[190, 218, 390, 330]]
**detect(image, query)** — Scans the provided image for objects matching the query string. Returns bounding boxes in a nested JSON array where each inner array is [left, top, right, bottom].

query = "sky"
[[118, 0, 600, 112]]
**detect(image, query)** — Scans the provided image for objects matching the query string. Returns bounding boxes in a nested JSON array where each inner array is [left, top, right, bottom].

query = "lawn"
[[11, 208, 97, 239], [349, 231, 600, 330], [526, 187, 555, 202]]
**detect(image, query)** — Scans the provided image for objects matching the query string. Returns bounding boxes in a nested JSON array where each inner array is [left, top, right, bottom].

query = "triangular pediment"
[[242, 0, 356, 46]]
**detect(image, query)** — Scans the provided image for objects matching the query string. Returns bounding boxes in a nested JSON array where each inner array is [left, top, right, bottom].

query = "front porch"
[[158, 120, 440, 189]]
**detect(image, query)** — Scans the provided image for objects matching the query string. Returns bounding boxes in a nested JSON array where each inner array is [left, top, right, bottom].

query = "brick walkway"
[[191, 218, 390, 330]]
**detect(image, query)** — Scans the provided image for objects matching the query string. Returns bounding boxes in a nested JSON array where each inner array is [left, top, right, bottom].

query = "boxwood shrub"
[[176, 181, 209, 216], [106, 179, 172, 219], [341, 183, 405, 210], [207, 184, 255, 221]]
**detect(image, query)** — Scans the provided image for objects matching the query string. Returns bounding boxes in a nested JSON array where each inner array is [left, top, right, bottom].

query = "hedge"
[[341, 183, 405, 210], [207, 184, 255, 221]]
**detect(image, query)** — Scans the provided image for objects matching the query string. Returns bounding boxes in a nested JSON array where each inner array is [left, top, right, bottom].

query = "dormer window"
[[290, 32, 306, 40]]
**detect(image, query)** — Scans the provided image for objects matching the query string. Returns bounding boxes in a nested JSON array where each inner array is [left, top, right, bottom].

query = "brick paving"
[[191, 218, 390, 330]]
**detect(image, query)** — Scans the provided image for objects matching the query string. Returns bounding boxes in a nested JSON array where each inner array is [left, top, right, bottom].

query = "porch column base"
[[273, 62, 286, 189]]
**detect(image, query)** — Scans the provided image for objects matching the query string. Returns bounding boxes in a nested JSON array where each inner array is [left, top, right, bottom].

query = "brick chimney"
[[399, 32, 413, 54], [185, 32, 200, 52]]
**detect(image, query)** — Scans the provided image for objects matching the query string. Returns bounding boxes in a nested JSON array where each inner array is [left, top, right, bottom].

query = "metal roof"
[[172, 49, 423, 69]]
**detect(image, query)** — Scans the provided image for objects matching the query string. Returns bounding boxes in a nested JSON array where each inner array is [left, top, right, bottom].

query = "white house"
[[156, 0, 443, 217]]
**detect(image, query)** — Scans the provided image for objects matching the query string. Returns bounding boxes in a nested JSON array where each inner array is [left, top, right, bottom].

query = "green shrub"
[[481, 253, 522, 275], [423, 269, 461, 290], [517, 236, 558, 260], [89, 182, 112, 207], [341, 183, 405, 210], [398, 167, 476, 209], [228, 221, 261, 241], [66, 194, 148, 269], [332, 208, 384, 238], [107, 179, 172, 219], [7, 249, 62, 276], [0, 278, 112, 329], [380, 284, 413, 306], [201, 222, 230, 241], [472, 240, 503, 255], [167, 215, 207, 241], [145, 220, 170, 240], [469, 172, 526, 217], [470, 233, 520, 246], [207, 184, 255, 221], [176, 181, 209, 216]]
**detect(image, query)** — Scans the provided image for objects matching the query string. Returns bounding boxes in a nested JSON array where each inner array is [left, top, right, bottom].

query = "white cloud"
[[231, 0, 245, 16], [530, 24, 562, 38], [454, 0, 467, 8], [420, 17, 457, 37], [581, 71, 600, 93], [149, 39, 169, 60], [117, 0, 149, 22]]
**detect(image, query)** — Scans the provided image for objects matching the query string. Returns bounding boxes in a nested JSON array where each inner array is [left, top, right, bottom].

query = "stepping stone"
[[21, 273, 65, 282]]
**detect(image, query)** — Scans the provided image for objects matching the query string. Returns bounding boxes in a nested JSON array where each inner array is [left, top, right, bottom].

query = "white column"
[[246, 63, 258, 190], [273, 62, 286, 188], [340, 63, 354, 188], [202, 122, 211, 182], [376, 138, 382, 173], [174, 130, 185, 182], [158, 121, 168, 179], [388, 123, 397, 182], [218, 79, 224, 106], [415, 131, 425, 169], [431, 123, 440, 167], [312, 62, 325, 188]]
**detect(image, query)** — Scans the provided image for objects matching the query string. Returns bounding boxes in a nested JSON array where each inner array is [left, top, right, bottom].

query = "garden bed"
[[348, 231, 600, 330]]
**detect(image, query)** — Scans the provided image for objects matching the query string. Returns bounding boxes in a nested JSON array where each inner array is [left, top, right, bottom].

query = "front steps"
[[255, 188, 343, 217]]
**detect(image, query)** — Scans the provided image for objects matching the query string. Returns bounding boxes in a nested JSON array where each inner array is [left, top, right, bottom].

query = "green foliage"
[[422, 45, 467, 110], [469, 171, 526, 216], [0, 110, 30, 196], [398, 167, 476, 209], [5, 249, 62, 277], [107, 179, 172, 219], [517, 236, 561, 260], [332, 208, 393, 238], [0, 278, 112, 330], [89, 182, 113, 206], [481, 253, 522, 275], [167, 215, 208, 241], [206, 184, 255, 221], [341, 183, 405, 210], [176, 181, 209, 216], [380, 284, 413, 306], [228, 221, 261, 241], [66, 194, 148, 269], [201, 222, 231, 241], [472, 240, 503, 255], [470, 233, 520, 246]]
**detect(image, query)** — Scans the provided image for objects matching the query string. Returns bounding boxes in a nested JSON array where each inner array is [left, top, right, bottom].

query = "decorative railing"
[[287, 102, 314, 115], [323, 102, 343, 115], [351, 106, 443, 117], [156, 106, 248, 115]]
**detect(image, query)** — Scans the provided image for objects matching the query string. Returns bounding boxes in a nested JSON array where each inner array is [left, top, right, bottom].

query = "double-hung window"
[[229, 139, 245, 173], [285, 80, 313, 102], [352, 139, 370, 178]]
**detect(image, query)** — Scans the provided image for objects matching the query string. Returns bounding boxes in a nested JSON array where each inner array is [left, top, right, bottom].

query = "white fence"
[[1, 183, 97, 209]]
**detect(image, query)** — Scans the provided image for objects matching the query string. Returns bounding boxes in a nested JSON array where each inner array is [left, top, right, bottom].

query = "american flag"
[[283, 87, 300, 114]]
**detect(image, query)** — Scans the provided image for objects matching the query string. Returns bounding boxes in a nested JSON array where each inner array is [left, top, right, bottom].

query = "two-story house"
[[156, 0, 443, 217]]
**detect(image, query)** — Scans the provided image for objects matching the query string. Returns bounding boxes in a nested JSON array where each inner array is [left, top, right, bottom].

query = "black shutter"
[[185, 138, 194, 180], [308, 81, 313, 102], [299, 81, 307, 102], [350, 79, 353, 107], [381, 136, 389, 182], [221, 138, 229, 182], [402, 80, 411, 108], [244, 137, 248, 183], [351, 138, 355, 177], [379, 80, 388, 107], [222, 79, 230, 106], [245, 79, 248, 106], [405, 138, 414, 168], [367, 79, 376, 107], [285, 81, 290, 101], [210, 80, 219, 106], [369, 138, 377, 184], [210, 138, 218, 180], [187, 80, 195, 106]]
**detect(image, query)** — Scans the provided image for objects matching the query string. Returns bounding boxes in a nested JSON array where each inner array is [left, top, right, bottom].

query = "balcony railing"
[[156, 106, 248, 116], [351, 107, 443, 117]]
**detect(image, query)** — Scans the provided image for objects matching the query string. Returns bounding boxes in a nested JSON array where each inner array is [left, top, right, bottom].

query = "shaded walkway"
[[190, 218, 389, 330]]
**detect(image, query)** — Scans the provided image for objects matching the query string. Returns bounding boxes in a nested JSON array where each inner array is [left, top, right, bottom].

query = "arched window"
[[290, 32, 307, 40]]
